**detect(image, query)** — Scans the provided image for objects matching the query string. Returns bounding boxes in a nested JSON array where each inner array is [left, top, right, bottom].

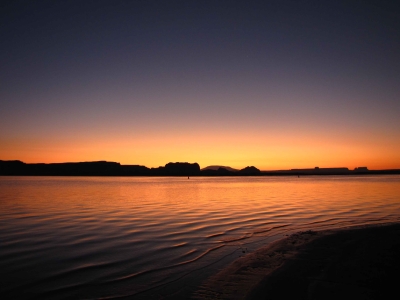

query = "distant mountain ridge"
[[201, 165, 239, 172], [0, 160, 261, 176], [1, 160, 399, 176]]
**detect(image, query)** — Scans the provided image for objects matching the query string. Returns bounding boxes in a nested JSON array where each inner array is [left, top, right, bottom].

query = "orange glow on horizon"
[[1, 128, 399, 171]]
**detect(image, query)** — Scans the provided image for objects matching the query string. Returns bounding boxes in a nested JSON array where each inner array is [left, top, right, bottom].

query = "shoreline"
[[2, 160, 400, 176], [193, 222, 400, 299]]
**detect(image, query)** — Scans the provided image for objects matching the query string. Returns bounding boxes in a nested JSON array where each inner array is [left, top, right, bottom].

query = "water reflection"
[[0, 176, 399, 299]]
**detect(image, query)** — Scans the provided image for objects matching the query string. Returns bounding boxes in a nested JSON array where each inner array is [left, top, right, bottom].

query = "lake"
[[1, 175, 400, 299]]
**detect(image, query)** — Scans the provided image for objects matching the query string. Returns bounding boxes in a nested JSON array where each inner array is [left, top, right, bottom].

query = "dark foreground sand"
[[193, 223, 400, 300]]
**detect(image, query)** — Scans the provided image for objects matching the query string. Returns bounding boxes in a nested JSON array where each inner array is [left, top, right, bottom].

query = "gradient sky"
[[1, 0, 399, 170]]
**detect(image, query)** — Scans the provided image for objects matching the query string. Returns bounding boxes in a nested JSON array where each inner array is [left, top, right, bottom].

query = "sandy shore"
[[192, 223, 400, 300]]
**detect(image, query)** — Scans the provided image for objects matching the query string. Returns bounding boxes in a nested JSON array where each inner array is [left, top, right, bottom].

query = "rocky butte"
[[0, 160, 399, 176]]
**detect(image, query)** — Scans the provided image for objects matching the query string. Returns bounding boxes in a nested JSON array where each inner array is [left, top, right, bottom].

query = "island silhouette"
[[0, 160, 399, 176]]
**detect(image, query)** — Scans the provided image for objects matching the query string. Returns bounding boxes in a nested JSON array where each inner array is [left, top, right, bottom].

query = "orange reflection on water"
[[1, 175, 400, 299]]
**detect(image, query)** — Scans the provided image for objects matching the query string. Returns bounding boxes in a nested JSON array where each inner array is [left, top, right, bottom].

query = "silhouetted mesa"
[[289, 167, 350, 175], [1, 160, 400, 176], [354, 167, 369, 173], [0, 161, 121, 176], [0, 160, 26, 175], [150, 162, 200, 176], [0, 160, 151, 176], [164, 162, 200, 176]]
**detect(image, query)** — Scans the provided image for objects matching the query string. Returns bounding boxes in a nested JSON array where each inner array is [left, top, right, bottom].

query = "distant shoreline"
[[1, 160, 399, 176]]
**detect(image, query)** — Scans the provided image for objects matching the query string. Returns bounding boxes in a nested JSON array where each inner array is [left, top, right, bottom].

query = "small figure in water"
[[188, 176, 190, 179]]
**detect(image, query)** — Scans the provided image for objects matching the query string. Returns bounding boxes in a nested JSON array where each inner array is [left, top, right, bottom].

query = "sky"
[[1, 0, 400, 170]]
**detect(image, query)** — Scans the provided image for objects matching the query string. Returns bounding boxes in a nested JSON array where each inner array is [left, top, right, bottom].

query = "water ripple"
[[1, 175, 399, 299]]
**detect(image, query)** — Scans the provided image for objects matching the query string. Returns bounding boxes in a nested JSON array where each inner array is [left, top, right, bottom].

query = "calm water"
[[1, 175, 400, 299]]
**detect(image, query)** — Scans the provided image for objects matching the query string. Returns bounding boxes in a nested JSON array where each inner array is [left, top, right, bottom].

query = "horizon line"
[[2, 159, 400, 172]]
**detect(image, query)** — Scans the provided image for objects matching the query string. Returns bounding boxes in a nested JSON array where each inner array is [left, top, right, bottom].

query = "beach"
[[193, 223, 400, 300]]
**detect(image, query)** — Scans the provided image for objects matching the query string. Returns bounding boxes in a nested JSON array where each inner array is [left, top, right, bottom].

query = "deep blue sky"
[[1, 0, 399, 169]]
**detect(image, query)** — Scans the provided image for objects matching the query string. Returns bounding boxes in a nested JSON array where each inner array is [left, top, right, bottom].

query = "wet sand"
[[193, 223, 400, 300]]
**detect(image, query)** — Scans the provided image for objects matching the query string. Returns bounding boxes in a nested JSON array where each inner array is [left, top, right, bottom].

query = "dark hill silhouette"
[[201, 165, 238, 172], [0, 160, 123, 176], [164, 162, 200, 176], [0, 160, 151, 176], [198, 166, 259, 176], [289, 167, 350, 175], [121, 165, 151, 175], [1, 160, 399, 176], [200, 167, 235, 176], [354, 167, 369, 173], [0, 160, 26, 175], [238, 166, 261, 175], [150, 162, 200, 176]]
